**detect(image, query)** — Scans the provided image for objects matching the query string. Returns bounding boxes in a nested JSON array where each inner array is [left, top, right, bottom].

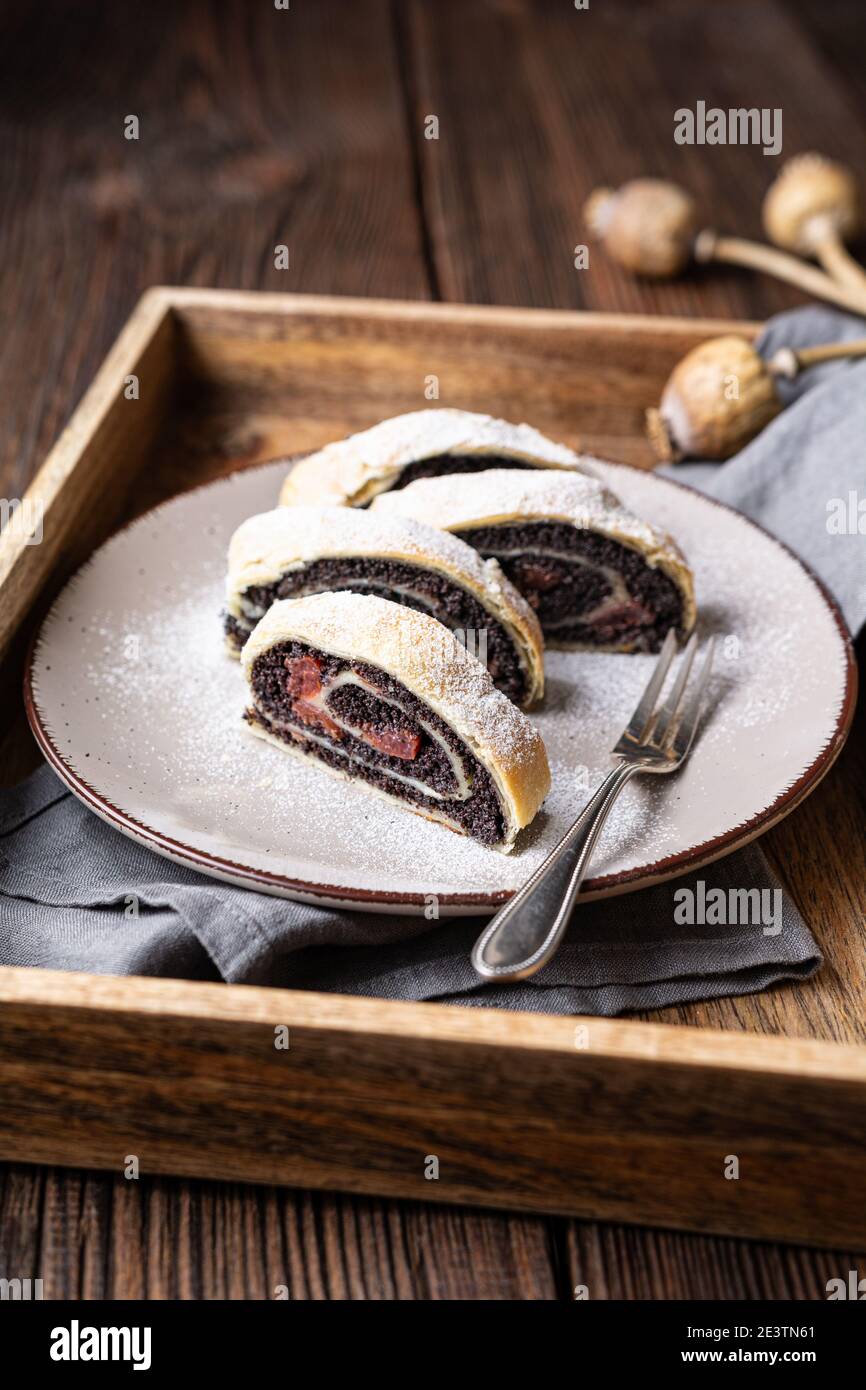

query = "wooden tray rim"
[[154, 283, 764, 334], [2, 964, 866, 1076]]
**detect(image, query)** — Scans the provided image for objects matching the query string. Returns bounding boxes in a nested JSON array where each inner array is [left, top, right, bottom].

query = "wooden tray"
[[1, 288, 864, 1249]]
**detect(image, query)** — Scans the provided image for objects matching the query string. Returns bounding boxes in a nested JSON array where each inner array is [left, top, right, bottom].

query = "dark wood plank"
[[787, 0, 866, 122], [562, 1222, 866, 1300], [406, 0, 866, 319], [0, 1165, 558, 1300], [0, 0, 428, 506], [7, 1157, 866, 1300]]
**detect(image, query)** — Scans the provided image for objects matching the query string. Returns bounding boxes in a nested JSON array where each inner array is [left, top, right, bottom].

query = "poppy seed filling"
[[247, 639, 507, 845], [386, 453, 534, 492], [226, 555, 527, 703], [455, 521, 685, 650]]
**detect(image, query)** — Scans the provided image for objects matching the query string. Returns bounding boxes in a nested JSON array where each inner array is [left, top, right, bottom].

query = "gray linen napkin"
[[1, 307, 861, 1013]]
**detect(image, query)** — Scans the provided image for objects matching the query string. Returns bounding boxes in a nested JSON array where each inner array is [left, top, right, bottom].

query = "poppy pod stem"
[[586, 178, 866, 316], [694, 230, 866, 316], [767, 337, 866, 379]]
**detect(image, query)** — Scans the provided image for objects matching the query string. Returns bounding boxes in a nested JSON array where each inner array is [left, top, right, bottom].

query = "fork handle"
[[471, 763, 637, 982]]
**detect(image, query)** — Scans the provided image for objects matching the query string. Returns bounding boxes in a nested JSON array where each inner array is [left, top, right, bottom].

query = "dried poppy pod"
[[646, 333, 866, 462], [586, 176, 866, 315], [646, 337, 780, 463], [584, 179, 697, 278], [763, 154, 866, 294]]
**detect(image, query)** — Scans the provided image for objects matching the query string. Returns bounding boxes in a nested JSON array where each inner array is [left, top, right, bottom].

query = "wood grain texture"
[[0, 1164, 559, 1300], [562, 1223, 866, 1301], [1, 970, 866, 1249], [0, 0, 428, 502], [1, 0, 866, 1299], [3, 1159, 862, 1300]]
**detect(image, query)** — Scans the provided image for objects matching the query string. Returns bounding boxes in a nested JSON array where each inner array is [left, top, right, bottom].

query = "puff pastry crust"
[[225, 505, 545, 706], [241, 591, 551, 850], [278, 408, 596, 509], [373, 468, 696, 650]]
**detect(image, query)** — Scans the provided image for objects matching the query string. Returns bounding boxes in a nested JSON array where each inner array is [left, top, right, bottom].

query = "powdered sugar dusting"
[[293, 407, 590, 471], [28, 458, 850, 910], [372, 466, 681, 559], [279, 407, 597, 505]]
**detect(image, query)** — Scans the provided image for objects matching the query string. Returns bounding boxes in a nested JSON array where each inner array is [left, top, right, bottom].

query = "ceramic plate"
[[26, 459, 856, 914]]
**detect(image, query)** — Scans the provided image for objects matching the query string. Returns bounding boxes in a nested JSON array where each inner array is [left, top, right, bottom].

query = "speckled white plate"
[[26, 459, 856, 914]]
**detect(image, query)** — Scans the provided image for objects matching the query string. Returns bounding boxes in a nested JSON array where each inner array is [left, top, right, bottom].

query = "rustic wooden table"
[[1, 0, 864, 1299]]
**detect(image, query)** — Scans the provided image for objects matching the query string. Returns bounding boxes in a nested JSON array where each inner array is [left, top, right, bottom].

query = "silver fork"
[[471, 630, 715, 983]]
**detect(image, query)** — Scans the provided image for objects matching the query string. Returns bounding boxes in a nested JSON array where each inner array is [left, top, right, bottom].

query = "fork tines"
[[614, 629, 714, 762]]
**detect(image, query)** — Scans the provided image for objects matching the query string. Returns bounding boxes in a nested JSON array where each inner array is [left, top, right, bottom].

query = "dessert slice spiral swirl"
[[373, 468, 696, 652], [226, 504, 545, 706], [241, 591, 550, 851]]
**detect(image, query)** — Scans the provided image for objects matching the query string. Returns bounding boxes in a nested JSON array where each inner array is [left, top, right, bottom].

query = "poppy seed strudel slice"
[[372, 469, 696, 652], [241, 592, 550, 851], [225, 506, 544, 706], [278, 408, 596, 509]]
